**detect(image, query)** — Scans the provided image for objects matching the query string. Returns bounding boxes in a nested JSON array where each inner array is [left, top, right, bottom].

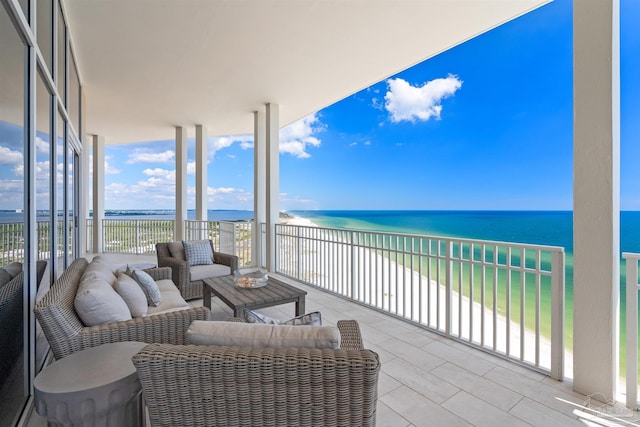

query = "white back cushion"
[[74, 275, 132, 326], [186, 321, 341, 349]]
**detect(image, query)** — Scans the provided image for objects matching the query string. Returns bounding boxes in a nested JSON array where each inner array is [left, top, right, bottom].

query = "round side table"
[[34, 341, 147, 427]]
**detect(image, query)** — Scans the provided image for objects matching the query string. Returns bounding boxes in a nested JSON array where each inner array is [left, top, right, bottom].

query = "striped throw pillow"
[[183, 240, 214, 266]]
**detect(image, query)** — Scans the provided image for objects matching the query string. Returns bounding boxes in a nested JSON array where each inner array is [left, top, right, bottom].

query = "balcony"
[[10, 219, 639, 425]]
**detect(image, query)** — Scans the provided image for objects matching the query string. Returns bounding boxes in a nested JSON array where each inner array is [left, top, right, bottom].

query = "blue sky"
[[1, 0, 638, 212]]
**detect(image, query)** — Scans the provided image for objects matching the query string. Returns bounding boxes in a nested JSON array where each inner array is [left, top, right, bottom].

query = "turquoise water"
[[291, 210, 640, 255], [291, 210, 640, 366]]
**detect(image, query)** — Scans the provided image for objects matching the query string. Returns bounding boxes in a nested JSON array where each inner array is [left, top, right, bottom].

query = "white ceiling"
[[63, 0, 550, 144]]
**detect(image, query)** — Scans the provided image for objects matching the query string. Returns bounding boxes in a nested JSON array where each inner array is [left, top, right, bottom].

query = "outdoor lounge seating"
[[34, 257, 211, 360], [132, 320, 380, 427], [156, 240, 239, 300]]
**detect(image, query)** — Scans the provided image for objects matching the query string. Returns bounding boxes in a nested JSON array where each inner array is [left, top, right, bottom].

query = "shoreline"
[[279, 212, 572, 376]]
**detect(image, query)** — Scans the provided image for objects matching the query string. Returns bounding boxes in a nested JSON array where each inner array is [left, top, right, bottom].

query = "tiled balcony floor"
[[27, 254, 640, 426]]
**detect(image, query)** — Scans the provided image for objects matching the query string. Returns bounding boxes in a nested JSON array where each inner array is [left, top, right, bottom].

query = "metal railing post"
[[624, 253, 639, 410], [135, 220, 140, 254], [351, 230, 357, 300], [550, 250, 565, 380], [445, 240, 453, 338], [296, 226, 303, 279]]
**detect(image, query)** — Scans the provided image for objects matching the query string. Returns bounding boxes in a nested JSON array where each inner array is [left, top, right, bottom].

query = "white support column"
[[253, 110, 266, 267], [573, 0, 620, 399], [175, 126, 188, 241], [92, 135, 105, 253], [265, 103, 279, 271], [195, 124, 208, 222]]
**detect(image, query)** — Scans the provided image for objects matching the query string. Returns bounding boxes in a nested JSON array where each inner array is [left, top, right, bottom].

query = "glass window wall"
[[69, 50, 80, 134], [37, 0, 53, 75], [2, 1, 81, 424], [56, 2, 65, 104], [0, 6, 27, 424], [35, 75, 52, 272], [56, 112, 65, 274]]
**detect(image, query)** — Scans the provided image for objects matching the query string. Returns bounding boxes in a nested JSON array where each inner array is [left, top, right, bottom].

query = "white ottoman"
[[34, 341, 146, 426]]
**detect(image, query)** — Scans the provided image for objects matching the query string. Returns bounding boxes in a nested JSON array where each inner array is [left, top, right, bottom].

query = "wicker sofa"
[[156, 240, 239, 300], [132, 320, 380, 427], [34, 257, 212, 360]]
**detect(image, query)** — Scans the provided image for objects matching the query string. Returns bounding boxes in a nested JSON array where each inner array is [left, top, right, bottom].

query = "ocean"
[[4, 208, 640, 255], [291, 210, 640, 255]]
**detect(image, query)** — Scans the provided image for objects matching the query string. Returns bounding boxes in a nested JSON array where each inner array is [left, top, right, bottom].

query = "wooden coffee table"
[[203, 275, 307, 318]]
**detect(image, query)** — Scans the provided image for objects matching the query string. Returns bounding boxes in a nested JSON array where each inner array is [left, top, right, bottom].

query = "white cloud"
[[207, 186, 253, 206], [36, 136, 49, 154], [88, 155, 121, 175], [140, 168, 175, 187], [0, 180, 23, 192], [279, 113, 323, 159], [187, 161, 196, 175], [384, 74, 463, 123], [205, 113, 324, 160], [208, 135, 252, 160], [105, 155, 121, 174], [126, 149, 174, 164], [0, 146, 23, 165]]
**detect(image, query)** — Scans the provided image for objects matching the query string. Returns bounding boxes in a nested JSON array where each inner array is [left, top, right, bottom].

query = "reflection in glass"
[[19, 0, 28, 20], [57, 113, 65, 274], [56, 2, 65, 104], [37, 0, 53, 74], [67, 149, 76, 265], [69, 51, 80, 134], [36, 74, 52, 374], [0, 6, 26, 423]]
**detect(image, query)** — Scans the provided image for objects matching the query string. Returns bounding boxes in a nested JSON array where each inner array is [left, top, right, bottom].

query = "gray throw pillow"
[[3, 262, 22, 279], [0, 268, 13, 289], [183, 240, 213, 266], [167, 241, 185, 261], [127, 268, 162, 307], [243, 308, 322, 326]]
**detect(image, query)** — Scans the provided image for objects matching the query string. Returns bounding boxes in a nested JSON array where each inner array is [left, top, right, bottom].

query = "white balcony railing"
[[186, 220, 253, 267], [102, 219, 175, 254], [83, 219, 253, 266], [623, 252, 640, 410], [274, 223, 565, 379], [0, 220, 72, 264]]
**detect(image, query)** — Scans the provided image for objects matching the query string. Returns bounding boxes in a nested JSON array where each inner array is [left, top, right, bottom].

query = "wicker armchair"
[[132, 320, 380, 427], [34, 258, 212, 359], [156, 240, 239, 300]]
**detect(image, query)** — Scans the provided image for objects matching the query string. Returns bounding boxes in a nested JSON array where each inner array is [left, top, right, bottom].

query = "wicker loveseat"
[[132, 320, 380, 427], [34, 257, 212, 359], [156, 240, 239, 300]]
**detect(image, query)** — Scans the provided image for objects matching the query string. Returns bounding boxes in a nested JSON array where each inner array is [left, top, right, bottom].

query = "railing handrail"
[[278, 222, 566, 254]]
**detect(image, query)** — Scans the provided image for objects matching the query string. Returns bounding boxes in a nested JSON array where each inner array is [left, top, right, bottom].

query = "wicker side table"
[[34, 341, 146, 427]]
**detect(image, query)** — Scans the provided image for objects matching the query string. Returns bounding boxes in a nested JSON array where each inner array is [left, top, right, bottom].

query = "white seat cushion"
[[146, 288, 190, 316], [155, 278, 180, 292], [190, 264, 230, 281]]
